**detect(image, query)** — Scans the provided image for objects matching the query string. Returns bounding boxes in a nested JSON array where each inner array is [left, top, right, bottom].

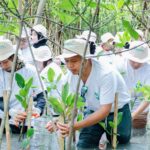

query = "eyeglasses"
[[81, 85, 88, 102]]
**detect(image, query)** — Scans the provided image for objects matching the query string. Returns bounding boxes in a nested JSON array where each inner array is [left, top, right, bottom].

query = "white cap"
[[32, 24, 47, 38], [0, 40, 15, 61], [33, 46, 52, 62], [57, 39, 90, 58], [76, 30, 97, 42], [136, 29, 144, 39], [101, 32, 114, 43], [124, 41, 149, 63]]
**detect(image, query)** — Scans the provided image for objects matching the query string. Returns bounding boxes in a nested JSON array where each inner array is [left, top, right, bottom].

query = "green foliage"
[[62, 83, 69, 103], [21, 138, 30, 149], [124, 0, 131, 5], [15, 73, 25, 88], [21, 128, 34, 149], [122, 19, 139, 40], [48, 68, 55, 83], [48, 82, 85, 121], [115, 31, 131, 48], [27, 128, 34, 138], [135, 82, 150, 101], [99, 112, 123, 135], [48, 96, 64, 115], [15, 73, 34, 109]]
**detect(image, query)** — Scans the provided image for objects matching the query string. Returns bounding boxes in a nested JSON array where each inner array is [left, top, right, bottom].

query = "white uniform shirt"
[[20, 47, 34, 65], [64, 59, 130, 112], [0, 65, 42, 124], [116, 58, 150, 111]]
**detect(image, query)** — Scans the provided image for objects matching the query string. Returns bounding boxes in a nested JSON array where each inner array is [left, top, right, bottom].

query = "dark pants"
[[0, 119, 28, 134], [77, 104, 132, 149]]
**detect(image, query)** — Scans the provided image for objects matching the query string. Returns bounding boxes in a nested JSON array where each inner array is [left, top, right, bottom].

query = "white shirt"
[[64, 59, 130, 112], [0, 65, 42, 124], [116, 58, 150, 111], [20, 47, 34, 65]]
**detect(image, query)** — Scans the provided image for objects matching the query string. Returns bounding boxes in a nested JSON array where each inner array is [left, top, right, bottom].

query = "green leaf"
[[15, 94, 23, 102], [27, 128, 34, 138], [117, 0, 124, 9], [124, 0, 131, 5], [61, 83, 69, 103], [100, 3, 115, 10], [47, 87, 52, 92], [48, 97, 64, 115], [15, 73, 25, 88], [99, 122, 106, 130], [59, 0, 77, 11], [109, 121, 115, 128], [117, 112, 123, 125], [21, 100, 28, 109], [19, 89, 27, 97], [66, 93, 74, 106], [56, 11, 75, 24], [47, 68, 55, 82], [56, 74, 62, 83], [8, 0, 18, 9], [77, 113, 83, 121], [25, 77, 33, 91], [77, 101, 85, 108], [115, 43, 125, 48], [122, 20, 139, 40], [21, 138, 30, 149]]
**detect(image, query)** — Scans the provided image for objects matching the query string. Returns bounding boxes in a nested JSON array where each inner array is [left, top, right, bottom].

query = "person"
[[33, 45, 64, 99], [0, 39, 45, 133], [46, 38, 131, 149], [116, 41, 150, 130], [17, 27, 34, 65], [98, 32, 118, 65], [31, 24, 48, 48], [75, 30, 100, 55]]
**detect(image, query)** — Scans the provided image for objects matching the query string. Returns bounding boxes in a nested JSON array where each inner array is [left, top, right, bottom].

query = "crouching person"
[[46, 38, 132, 149], [0, 39, 45, 133]]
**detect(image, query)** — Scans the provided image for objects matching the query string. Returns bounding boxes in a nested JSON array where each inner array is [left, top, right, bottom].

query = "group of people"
[[0, 24, 150, 149]]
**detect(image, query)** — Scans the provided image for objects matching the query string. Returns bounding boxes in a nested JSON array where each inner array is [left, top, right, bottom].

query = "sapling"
[[43, 68, 85, 150], [15, 73, 36, 147]]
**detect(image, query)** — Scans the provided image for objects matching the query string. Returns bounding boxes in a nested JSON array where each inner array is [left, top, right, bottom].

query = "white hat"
[[136, 29, 144, 39], [32, 24, 47, 38], [125, 41, 149, 63], [101, 32, 114, 43], [58, 39, 90, 58], [0, 40, 15, 61], [76, 30, 97, 42], [33, 46, 52, 62]]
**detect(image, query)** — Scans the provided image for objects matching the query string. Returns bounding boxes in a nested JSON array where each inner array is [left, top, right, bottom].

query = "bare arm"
[[57, 103, 112, 136], [132, 101, 149, 119], [74, 104, 112, 130]]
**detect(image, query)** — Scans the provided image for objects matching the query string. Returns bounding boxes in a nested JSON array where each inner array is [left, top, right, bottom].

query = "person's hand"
[[57, 122, 70, 137], [32, 107, 41, 118], [14, 111, 27, 127], [45, 120, 58, 132]]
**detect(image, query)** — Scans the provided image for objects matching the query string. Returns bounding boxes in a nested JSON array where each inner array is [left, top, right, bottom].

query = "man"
[[116, 41, 150, 129], [47, 38, 131, 149], [98, 32, 118, 65], [17, 27, 34, 65], [0, 39, 45, 133]]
